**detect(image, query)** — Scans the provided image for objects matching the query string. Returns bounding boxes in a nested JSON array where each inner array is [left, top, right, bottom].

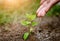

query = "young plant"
[[20, 13, 38, 40]]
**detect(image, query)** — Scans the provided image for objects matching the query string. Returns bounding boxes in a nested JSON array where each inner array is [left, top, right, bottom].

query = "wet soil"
[[0, 15, 60, 41]]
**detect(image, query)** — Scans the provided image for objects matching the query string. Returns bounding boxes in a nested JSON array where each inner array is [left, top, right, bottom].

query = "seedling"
[[20, 13, 38, 40]]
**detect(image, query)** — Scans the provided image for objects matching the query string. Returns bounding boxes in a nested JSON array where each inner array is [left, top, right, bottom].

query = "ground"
[[0, 15, 60, 41]]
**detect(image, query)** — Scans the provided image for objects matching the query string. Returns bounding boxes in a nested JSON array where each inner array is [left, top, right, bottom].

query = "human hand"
[[36, 0, 59, 17]]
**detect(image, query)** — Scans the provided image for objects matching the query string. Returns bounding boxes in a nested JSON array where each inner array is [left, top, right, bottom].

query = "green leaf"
[[26, 14, 36, 21], [23, 32, 30, 40], [21, 20, 31, 26], [32, 22, 37, 26]]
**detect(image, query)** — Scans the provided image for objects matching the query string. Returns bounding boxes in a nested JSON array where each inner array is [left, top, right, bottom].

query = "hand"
[[36, 0, 59, 17]]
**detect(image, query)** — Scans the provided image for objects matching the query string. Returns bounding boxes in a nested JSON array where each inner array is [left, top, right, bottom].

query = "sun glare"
[[0, 0, 31, 11]]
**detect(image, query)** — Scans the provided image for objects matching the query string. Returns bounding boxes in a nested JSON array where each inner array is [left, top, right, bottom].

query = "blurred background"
[[0, 0, 60, 41]]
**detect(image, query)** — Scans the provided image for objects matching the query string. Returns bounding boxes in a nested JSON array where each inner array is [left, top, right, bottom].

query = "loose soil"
[[0, 15, 60, 41]]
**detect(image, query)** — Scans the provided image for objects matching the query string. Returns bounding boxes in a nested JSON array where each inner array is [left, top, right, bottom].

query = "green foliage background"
[[0, 0, 60, 25]]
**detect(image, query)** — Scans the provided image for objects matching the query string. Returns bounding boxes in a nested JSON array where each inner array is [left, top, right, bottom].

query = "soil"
[[0, 15, 60, 41]]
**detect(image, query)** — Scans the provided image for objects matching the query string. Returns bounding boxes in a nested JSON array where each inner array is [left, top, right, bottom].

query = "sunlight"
[[4, 0, 20, 8], [4, 0, 29, 9], [0, 0, 32, 11]]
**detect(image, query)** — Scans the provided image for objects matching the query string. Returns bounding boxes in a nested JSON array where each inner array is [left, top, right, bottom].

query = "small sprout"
[[21, 13, 38, 40], [32, 22, 37, 26], [23, 32, 30, 40], [21, 20, 31, 26], [26, 14, 36, 21]]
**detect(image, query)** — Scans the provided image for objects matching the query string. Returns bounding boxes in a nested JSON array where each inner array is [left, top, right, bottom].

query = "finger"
[[36, 0, 48, 13], [37, 0, 50, 17], [37, 7, 46, 17], [36, 0, 49, 16], [40, 0, 46, 5], [37, 0, 51, 17]]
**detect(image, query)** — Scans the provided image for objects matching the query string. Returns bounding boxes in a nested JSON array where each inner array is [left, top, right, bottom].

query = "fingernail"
[[37, 10, 46, 17]]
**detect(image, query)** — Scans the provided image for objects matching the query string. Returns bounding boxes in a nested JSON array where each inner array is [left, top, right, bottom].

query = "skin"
[[36, 0, 60, 17]]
